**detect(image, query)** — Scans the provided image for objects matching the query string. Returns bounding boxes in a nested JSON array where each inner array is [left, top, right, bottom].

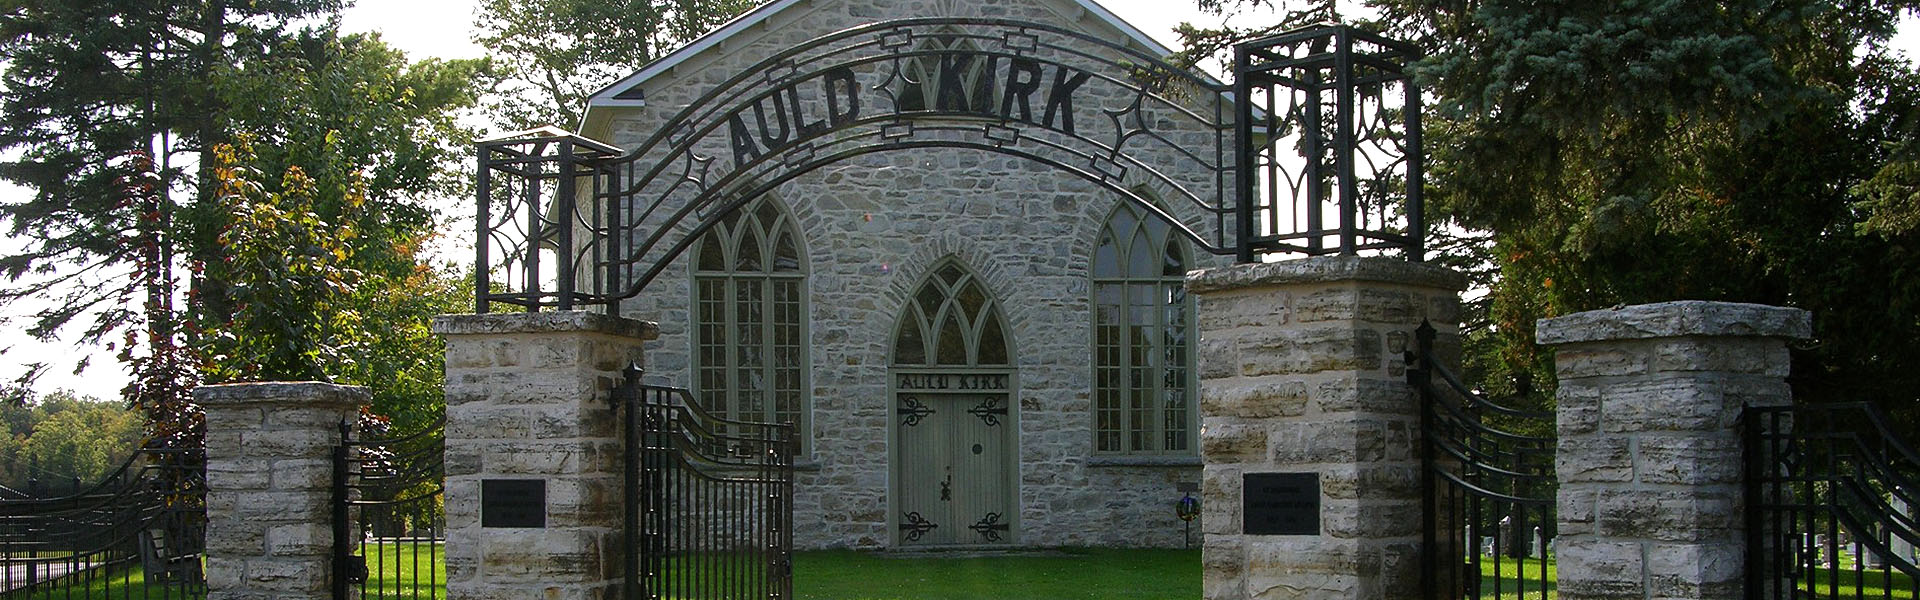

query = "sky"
[[3, 1, 1918, 401], [339, 0, 1240, 65]]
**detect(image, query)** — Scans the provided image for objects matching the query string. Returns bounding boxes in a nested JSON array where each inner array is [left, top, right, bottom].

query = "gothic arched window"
[[693, 198, 808, 443], [1092, 201, 1194, 455], [893, 260, 1010, 368]]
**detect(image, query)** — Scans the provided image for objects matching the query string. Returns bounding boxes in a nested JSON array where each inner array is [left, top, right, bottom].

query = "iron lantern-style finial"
[[1232, 24, 1425, 262]]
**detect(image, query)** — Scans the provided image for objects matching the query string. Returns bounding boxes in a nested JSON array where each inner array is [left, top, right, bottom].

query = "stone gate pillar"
[[200, 382, 368, 600], [1537, 301, 1810, 600], [1188, 256, 1465, 600], [432, 311, 659, 600]]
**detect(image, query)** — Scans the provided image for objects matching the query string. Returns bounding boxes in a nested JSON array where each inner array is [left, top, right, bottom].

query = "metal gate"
[[1405, 321, 1557, 600], [0, 448, 205, 598], [332, 417, 446, 600], [1747, 402, 1920, 598], [616, 365, 796, 600]]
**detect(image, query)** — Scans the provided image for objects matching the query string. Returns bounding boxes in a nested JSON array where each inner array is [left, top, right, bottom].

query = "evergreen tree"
[[1181, 1, 1920, 424], [2, 2, 483, 439]]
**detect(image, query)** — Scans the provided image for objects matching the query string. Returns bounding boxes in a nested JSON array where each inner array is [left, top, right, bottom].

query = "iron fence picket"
[[0, 448, 205, 600], [334, 418, 445, 600], [1747, 402, 1920, 599], [616, 364, 794, 600], [1406, 320, 1556, 600]]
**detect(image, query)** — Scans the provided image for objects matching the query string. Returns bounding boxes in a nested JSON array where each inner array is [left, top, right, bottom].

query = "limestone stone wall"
[[1187, 257, 1465, 600], [199, 382, 368, 600], [580, 0, 1231, 549], [434, 312, 659, 600], [1538, 301, 1811, 600]]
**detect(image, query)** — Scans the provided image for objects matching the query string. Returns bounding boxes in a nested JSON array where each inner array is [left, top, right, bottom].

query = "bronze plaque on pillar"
[[482, 479, 546, 528], [1243, 472, 1319, 535]]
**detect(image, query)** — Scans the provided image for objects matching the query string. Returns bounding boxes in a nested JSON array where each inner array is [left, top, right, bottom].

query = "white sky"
[[2, 1, 1917, 401]]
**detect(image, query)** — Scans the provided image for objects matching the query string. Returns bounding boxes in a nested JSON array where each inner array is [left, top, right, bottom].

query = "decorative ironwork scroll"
[[900, 512, 939, 542], [969, 512, 1009, 542], [474, 126, 623, 313], [899, 396, 935, 427], [967, 396, 1007, 426]]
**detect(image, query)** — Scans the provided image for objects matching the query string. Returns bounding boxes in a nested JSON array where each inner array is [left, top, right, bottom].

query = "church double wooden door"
[[894, 390, 1015, 546], [890, 261, 1018, 546]]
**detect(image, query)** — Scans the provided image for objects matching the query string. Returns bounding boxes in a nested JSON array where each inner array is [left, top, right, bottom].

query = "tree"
[[3, 3, 484, 440], [193, 31, 484, 434], [0, 391, 143, 492], [1179, 1, 1920, 422], [199, 137, 365, 382], [473, 0, 757, 130], [0, 0, 342, 354]]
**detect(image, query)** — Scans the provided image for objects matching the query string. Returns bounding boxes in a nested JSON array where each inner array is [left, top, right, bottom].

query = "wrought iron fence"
[[0, 448, 205, 599], [1747, 402, 1920, 598], [333, 418, 446, 600], [1232, 24, 1424, 262], [1406, 321, 1556, 600], [616, 365, 795, 600]]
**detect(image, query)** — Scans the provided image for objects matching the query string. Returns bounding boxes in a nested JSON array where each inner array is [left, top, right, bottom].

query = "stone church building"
[[569, 0, 1233, 549]]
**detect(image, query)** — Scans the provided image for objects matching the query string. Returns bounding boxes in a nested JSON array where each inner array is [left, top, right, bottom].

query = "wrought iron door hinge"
[[899, 397, 934, 427], [901, 511, 938, 542], [967, 397, 1007, 426], [969, 512, 1009, 543]]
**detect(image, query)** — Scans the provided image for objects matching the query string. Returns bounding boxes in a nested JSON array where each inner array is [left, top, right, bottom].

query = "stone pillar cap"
[[1536, 300, 1812, 345], [432, 310, 660, 340], [193, 381, 370, 406], [1185, 255, 1468, 293]]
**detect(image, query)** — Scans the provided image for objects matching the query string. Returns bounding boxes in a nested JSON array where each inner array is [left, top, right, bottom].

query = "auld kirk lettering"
[[728, 52, 1093, 167]]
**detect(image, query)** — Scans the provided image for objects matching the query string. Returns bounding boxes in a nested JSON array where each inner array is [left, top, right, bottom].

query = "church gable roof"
[[582, 0, 1178, 118]]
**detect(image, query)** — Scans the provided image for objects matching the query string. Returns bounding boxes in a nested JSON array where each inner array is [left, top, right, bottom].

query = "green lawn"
[[27, 547, 1920, 600], [794, 548, 1195, 600], [32, 560, 201, 600], [16, 542, 442, 600], [357, 540, 449, 600], [1796, 566, 1919, 598], [1472, 556, 1556, 599]]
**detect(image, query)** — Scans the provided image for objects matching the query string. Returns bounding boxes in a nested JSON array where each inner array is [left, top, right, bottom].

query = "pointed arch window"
[[893, 260, 1010, 368], [1092, 201, 1195, 455], [894, 31, 996, 114], [693, 198, 808, 444]]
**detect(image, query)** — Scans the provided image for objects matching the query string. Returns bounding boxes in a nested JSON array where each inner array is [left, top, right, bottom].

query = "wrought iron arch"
[[474, 20, 1426, 314]]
